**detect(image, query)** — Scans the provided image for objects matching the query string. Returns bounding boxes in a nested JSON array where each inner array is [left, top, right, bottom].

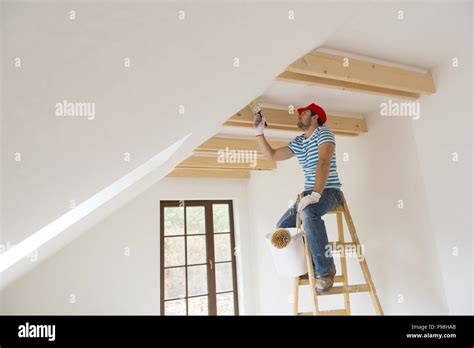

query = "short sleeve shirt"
[[287, 126, 342, 191]]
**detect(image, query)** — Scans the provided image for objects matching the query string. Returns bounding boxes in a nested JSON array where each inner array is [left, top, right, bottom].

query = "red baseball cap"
[[297, 103, 327, 124]]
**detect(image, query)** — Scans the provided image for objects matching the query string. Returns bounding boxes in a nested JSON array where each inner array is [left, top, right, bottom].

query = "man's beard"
[[297, 120, 309, 130]]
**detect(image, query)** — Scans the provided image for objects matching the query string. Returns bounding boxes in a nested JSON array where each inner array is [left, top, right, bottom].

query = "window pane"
[[164, 267, 185, 300], [217, 293, 234, 315], [164, 237, 185, 267], [187, 265, 208, 297], [186, 206, 205, 235], [213, 204, 230, 233], [164, 207, 184, 236], [165, 299, 186, 315], [215, 262, 233, 293], [188, 296, 208, 315], [214, 233, 231, 262], [187, 235, 206, 265]]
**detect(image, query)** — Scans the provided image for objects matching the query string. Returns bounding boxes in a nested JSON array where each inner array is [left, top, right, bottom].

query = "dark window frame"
[[160, 200, 239, 315]]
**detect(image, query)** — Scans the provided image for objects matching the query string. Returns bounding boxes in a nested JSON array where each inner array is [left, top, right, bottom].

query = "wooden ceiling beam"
[[277, 71, 420, 100], [281, 51, 435, 99], [177, 155, 276, 170], [224, 105, 366, 135], [167, 168, 250, 179], [196, 136, 289, 154]]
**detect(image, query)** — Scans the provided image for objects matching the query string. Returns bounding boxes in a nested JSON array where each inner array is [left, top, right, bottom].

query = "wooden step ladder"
[[293, 192, 383, 316]]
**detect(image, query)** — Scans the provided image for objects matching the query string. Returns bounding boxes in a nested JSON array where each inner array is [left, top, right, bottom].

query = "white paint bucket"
[[265, 227, 307, 277]]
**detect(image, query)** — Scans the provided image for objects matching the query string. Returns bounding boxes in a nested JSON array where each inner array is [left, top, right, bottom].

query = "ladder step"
[[320, 309, 348, 316], [318, 284, 370, 296], [297, 309, 348, 316], [297, 281, 369, 295], [299, 275, 344, 285]]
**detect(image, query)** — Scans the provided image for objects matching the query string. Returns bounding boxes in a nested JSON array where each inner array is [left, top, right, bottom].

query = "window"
[[160, 200, 239, 315]]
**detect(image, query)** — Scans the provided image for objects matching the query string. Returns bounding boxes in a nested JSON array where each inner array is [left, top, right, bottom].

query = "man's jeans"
[[275, 188, 344, 277]]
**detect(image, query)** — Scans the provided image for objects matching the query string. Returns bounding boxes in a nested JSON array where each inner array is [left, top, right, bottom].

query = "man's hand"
[[253, 112, 265, 136], [298, 191, 321, 211]]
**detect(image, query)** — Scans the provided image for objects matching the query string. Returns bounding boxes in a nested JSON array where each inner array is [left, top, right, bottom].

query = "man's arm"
[[313, 142, 335, 193], [256, 135, 294, 161]]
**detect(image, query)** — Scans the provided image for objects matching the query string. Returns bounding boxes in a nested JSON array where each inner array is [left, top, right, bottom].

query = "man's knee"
[[276, 218, 293, 229], [301, 204, 324, 220]]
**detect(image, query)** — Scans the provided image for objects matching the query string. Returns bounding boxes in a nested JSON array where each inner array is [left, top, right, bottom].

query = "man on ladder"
[[253, 102, 343, 292]]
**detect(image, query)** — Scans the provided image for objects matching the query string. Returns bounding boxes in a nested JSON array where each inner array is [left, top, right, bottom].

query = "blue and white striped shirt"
[[287, 126, 342, 191]]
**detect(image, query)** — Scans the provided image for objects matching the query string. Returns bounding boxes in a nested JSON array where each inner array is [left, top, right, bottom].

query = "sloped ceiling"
[[1, 1, 364, 287]]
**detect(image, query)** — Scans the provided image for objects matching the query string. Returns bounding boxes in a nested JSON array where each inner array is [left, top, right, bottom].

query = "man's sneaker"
[[316, 264, 336, 292]]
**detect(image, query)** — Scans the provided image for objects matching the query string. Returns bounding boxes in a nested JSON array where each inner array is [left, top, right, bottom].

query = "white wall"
[[1, 178, 255, 314], [355, 111, 450, 314], [411, 45, 472, 314], [0, 1, 4, 312]]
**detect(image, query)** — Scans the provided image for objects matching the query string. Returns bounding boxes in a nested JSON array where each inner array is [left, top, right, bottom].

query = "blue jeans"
[[275, 188, 344, 276]]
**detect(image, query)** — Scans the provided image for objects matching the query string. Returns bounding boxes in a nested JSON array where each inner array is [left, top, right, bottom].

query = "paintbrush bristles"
[[271, 229, 291, 249]]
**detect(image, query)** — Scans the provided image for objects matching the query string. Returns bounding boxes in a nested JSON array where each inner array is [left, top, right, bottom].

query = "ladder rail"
[[292, 277, 299, 315], [296, 193, 320, 315], [340, 195, 384, 315], [337, 211, 351, 315]]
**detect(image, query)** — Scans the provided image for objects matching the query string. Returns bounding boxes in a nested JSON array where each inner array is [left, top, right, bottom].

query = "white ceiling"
[[323, 1, 471, 70]]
